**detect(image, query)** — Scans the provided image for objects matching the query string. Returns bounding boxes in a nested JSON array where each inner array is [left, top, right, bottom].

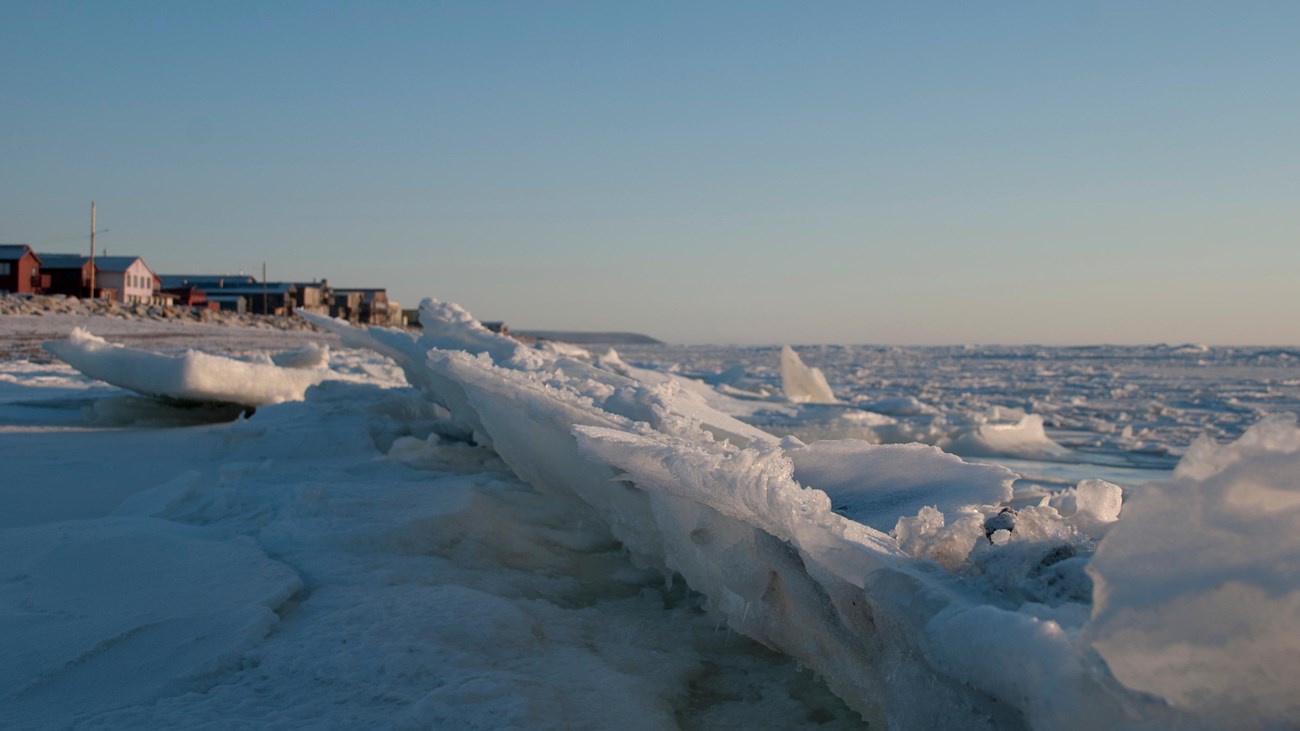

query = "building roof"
[[35, 253, 90, 270], [39, 254, 154, 275], [0, 244, 39, 262], [160, 274, 258, 289], [197, 283, 297, 296], [92, 256, 150, 274], [335, 288, 388, 302]]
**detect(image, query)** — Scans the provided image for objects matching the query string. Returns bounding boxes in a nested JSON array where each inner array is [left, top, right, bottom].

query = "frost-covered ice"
[[3, 304, 1299, 729]]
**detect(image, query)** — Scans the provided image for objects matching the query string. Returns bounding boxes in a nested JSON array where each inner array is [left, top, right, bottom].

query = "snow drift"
[[299, 300, 1300, 729]]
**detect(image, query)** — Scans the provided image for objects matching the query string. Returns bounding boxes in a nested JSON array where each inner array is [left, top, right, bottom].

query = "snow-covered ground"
[[2, 304, 1298, 729]]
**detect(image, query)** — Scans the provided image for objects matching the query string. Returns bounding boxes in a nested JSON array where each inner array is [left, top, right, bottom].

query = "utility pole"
[[262, 262, 268, 316], [89, 201, 96, 298]]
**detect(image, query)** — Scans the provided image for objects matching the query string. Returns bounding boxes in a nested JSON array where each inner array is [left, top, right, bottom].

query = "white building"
[[94, 256, 160, 304]]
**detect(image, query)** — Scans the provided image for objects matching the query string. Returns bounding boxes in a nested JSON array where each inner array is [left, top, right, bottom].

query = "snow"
[[3, 301, 1299, 729], [0, 518, 300, 729]]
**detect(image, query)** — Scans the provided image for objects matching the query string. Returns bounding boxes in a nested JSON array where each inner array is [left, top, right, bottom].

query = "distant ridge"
[[514, 330, 662, 345]]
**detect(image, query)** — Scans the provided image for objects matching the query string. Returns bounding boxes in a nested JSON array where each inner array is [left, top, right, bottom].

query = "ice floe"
[[44, 328, 328, 407]]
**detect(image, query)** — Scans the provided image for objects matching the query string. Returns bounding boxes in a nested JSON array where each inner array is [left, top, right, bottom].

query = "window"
[[0, 263, 10, 275]]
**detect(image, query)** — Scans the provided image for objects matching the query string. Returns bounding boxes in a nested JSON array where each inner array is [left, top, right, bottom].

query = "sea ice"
[[942, 414, 1073, 461], [6, 301, 1298, 729], [44, 328, 327, 407], [781, 345, 838, 404], [0, 518, 300, 728], [318, 298, 1218, 728], [785, 440, 1015, 532], [1085, 413, 1300, 727]]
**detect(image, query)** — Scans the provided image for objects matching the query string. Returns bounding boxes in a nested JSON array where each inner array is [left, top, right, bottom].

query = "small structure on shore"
[[35, 253, 164, 305], [0, 245, 44, 295]]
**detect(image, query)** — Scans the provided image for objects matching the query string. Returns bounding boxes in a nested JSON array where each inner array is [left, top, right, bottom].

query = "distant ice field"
[[614, 342, 1300, 482]]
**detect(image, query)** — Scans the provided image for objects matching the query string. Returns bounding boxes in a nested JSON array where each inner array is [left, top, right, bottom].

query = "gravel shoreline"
[[1, 294, 335, 360]]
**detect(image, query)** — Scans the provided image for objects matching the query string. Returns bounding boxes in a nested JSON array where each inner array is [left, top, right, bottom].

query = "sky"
[[2, 1, 1297, 345]]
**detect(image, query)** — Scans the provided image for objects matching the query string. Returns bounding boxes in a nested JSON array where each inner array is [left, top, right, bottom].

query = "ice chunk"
[[780, 346, 837, 404], [1073, 479, 1122, 522], [858, 396, 938, 416], [785, 440, 1015, 532], [1084, 414, 1300, 727], [943, 414, 1073, 461], [269, 342, 330, 369], [43, 329, 327, 407], [894, 506, 986, 569], [534, 339, 592, 359], [1175, 411, 1300, 481]]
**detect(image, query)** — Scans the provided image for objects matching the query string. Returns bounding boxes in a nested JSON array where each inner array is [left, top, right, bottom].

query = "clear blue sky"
[[3, 1, 1297, 344]]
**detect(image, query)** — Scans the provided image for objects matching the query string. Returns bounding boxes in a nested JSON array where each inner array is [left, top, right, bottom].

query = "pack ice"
[[296, 300, 1300, 729]]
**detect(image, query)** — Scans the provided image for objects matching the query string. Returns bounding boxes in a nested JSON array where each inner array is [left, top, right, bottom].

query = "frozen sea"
[[614, 341, 1300, 479], [2, 305, 1298, 729]]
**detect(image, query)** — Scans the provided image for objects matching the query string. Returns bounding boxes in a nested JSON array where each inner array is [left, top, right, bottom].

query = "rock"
[[983, 507, 1017, 541]]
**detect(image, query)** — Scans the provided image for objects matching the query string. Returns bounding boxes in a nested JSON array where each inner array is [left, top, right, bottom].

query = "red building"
[[161, 283, 216, 309], [36, 254, 96, 298], [0, 245, 45, 294]]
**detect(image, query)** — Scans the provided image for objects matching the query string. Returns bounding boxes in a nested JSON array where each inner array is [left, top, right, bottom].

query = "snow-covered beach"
[[3, 298, 1299, 729]]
